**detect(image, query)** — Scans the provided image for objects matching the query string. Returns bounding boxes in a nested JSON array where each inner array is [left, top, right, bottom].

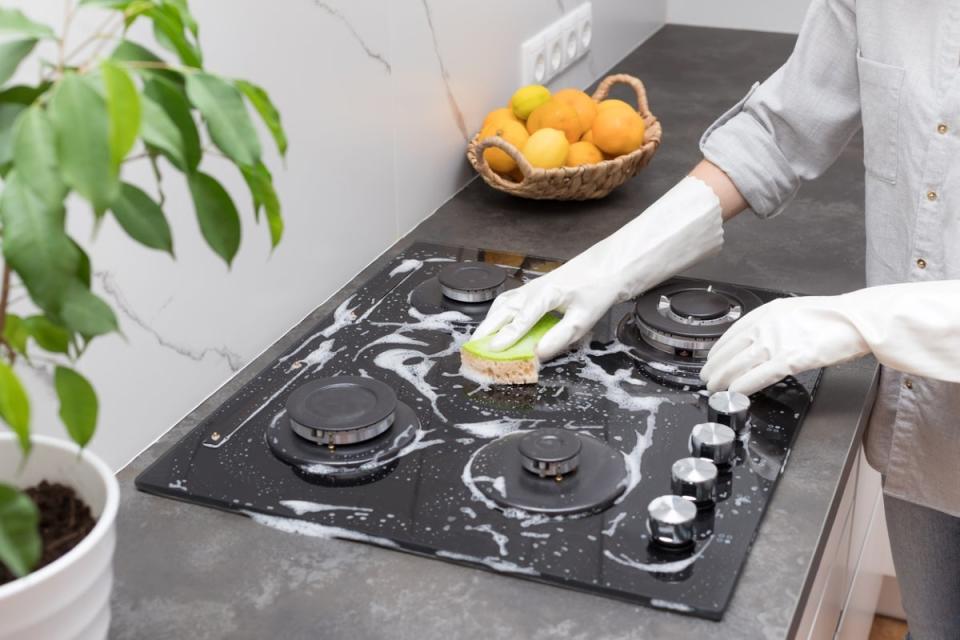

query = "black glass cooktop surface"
[[136, 242, 820, 620]]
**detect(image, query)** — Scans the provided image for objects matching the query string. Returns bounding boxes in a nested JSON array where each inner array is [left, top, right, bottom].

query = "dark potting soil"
[[0, 481, 96, 586]]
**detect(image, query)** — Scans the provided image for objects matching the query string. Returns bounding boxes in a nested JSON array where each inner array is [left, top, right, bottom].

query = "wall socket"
[[521, 2, 592, 85]]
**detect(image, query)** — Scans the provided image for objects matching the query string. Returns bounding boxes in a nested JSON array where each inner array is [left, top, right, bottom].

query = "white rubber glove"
[[700, 280, 960, 395], [473, 177, 725, 360]]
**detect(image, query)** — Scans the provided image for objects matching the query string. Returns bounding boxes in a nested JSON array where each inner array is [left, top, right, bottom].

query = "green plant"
[[0, 0, 285, 579]]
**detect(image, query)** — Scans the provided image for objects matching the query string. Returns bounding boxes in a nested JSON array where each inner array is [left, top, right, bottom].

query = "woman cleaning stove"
[[473, 1, 960, 637]]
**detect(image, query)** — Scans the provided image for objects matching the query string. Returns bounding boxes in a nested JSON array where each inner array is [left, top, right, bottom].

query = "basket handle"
[[591, 74, 652, 117], [473, 135, 536, 179]]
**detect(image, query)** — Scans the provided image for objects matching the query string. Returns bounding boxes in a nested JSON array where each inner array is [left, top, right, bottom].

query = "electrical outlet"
[[519, 2, 593, 85], [521, 33, 548, 85]]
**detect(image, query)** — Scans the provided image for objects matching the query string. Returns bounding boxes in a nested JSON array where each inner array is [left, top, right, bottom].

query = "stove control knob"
[[690, 422, 736, 467], [707, 391, 751, 434], [671, 457, 718, 505], [647, 495, 697, 547]]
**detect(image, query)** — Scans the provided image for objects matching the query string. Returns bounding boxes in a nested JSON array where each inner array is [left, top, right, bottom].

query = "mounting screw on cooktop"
[[518, 428, 582, 479], [707, 391, 751, 434], [689, 422, 736, 467], [671, 457, 718, 506], [647, 495, 697, 547]]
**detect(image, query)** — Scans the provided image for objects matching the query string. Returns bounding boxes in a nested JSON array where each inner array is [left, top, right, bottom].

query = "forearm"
[[689, 159, 748, 221]]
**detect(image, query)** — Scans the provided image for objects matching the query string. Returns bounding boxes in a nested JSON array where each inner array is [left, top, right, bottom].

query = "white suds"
[[520, 531, 550, 539], [279, 500, 373, 516], [246, 512, 398, 548], [602, 512, 627, 537], [453, 418, 543, 439], [460, 506, 477, 519], [435, 550, 538, 575], [278, 296, 357, 364], [388, 258, 423, 278], [167, 479, 188, 491], [465, 524, 510, 556], [651, 599, 695, 613], [603, 538, 712, 574]]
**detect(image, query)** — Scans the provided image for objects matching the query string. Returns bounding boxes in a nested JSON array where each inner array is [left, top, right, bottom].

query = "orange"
[[590, 107, 645, 156], [479, 119, 529, 174], [522, 128, 569, 169], [553, 88, 598, 131], [526, 99, 583, 143], [565, 141, 604, 167], [597, 99, 636, 115], [483, 107, 521, 129], [581, 129, 594, 143]]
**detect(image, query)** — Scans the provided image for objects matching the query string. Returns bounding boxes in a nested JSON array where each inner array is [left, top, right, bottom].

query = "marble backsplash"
[[10, 0, 665, 469]]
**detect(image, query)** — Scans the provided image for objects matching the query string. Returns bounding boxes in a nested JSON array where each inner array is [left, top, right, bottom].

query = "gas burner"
[[410, 261, 522, 320], [617, 280, 762, 386], [468, 428, 627, 516], [267, 376, 420, 478]]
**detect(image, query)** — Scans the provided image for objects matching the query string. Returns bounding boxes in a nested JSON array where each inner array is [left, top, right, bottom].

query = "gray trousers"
[[883, 494, 960, 640]]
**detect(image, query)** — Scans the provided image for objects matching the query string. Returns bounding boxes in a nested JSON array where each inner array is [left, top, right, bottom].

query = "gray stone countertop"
[[110, 26, 879, 640]]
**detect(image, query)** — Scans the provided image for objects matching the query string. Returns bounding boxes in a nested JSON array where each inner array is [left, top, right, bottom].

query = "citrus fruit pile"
[[478, 84, 647, 181]]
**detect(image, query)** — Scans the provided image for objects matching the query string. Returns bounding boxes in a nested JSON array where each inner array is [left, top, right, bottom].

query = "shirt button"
[[938, 123, 949, 134], [917, 258, 928, 269], [904, 378, 913, 390], [927, 191, 938, 201]]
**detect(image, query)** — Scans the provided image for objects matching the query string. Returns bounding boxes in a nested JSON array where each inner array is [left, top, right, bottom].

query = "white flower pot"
[[0, 433, 119, 640]]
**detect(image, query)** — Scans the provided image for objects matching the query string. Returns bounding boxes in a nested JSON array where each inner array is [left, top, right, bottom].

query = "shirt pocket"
[[856, 52, 905, 184]]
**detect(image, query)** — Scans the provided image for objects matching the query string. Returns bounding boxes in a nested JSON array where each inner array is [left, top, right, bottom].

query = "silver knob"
[[707, 391, 751, 434], [647, 495, 697, 547], [690, 422, 736, 467], [671, 457, 718, 504]]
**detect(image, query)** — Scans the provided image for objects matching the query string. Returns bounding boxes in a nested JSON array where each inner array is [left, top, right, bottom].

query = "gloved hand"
[[700, 280, 960, 395], [472, 177, 725, 360]]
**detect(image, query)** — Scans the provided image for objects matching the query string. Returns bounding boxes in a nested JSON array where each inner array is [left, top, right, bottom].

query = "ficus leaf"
[[101, 60, 141, 171], [236, 80, 287, 158], [241, 161, 283, 247], [187, 172, 241, 266], [23, 315, 71, 354], [0, 40, 38, 87], [12, 105, 66, 206], [140, 92, 188, 171], [48, 73, 119, 213], [0, 362, 30, 457], [0, 103, 25, 169], [186, 72, 261, 167], [0, 8, 55, 39], [147, 6, 201, 68], [110, 183, 173, 254], [59, 281, 118, 338], [0, 484, 40, 578], [54, 366, 98, 448], [143, 75, 199, 171], [2, 314, 27, 356], [0, 171, 78, 313]]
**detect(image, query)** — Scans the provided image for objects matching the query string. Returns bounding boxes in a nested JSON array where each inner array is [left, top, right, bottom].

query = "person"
[[472, 1, 960, 637]]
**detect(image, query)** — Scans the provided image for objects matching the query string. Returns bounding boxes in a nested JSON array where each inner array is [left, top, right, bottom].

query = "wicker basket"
[[466, 74, 662, 200]]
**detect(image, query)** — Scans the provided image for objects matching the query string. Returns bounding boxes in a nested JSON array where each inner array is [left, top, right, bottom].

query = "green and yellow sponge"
[[460, 314, 560, 385]]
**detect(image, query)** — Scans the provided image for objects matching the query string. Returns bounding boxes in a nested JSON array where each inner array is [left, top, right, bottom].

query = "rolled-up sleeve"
[[700, 0, 861, 218]]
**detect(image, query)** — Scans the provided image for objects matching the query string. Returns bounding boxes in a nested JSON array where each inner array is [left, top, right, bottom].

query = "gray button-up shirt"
[[700, 0, 960, 517]]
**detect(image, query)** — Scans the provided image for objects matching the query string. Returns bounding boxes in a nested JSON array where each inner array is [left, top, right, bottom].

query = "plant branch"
[[148, 153, 166, 207], [58, 1, 77, 72], [0, 264, 11, 343], [64, 12, 122, 66]]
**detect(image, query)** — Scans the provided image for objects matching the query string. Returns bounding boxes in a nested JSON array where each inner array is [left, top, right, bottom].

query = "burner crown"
[[669, 290, 731, 320], [518, 428, 582, 477], [438, 262, 506, 302]]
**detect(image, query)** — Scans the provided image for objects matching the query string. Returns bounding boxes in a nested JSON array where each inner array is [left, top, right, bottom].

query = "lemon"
[[522, 128, 569, 169], [510, 85, 551, 120], [479, 119, 529, 174], [565, 141, 604, 167]]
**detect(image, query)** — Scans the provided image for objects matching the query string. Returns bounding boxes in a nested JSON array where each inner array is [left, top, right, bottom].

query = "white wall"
[[7, 0, 666, 470], [667, 0, 811, 33]]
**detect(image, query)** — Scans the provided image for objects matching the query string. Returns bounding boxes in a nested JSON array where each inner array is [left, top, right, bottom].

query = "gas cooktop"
[[136, 242, 820, 620]]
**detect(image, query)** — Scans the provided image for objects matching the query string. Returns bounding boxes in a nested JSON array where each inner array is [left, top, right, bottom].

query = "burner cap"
[[469, 430, 627, 516], [669, 290, 730, 321], [518, 428, 582, 477], [286, 376, 397, 446], [437, 262, 507, 302]]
